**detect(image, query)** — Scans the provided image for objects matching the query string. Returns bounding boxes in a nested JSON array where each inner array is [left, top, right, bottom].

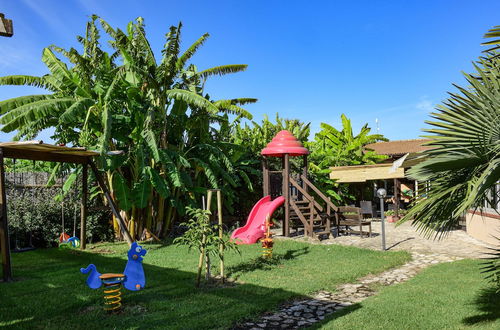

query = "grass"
[[0, 239, 409, 329], [314, 259, 500, 329]]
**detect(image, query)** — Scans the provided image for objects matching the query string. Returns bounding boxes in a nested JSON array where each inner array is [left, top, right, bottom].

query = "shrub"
[[7, 183, 113, 248]]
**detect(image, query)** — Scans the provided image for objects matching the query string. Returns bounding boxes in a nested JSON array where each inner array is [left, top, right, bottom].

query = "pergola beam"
[[1, 148, 89, 164]]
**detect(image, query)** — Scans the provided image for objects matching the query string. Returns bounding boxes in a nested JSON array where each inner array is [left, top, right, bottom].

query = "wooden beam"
[[283, 154, 290, 237], [89, 160, 133, 245], [262, 157, 269, 196], [1, 148, 89, 164], [80, 164, 88, 250], [394, 178, 400, 219], [303, 155, 308, 194], [0, 149, 12, 282]]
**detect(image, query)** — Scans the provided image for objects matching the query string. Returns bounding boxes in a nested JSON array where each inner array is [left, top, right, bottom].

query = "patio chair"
[[360, 200, 375, 219], [336, 206, 372, 238]]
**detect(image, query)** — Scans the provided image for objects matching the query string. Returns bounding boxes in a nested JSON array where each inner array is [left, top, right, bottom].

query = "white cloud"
[[415, 97, 435, 113]]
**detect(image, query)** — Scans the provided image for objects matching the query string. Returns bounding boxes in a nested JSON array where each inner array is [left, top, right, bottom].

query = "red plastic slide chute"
[[231, 195, 285, 244]]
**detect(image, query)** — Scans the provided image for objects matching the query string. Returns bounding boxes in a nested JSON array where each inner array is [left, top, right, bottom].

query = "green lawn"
[[0, 239, 409, 329], [315, 259, 500, 329]]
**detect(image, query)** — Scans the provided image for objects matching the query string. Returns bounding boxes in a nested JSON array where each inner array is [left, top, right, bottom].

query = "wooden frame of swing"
[[0, 141, 133, 282]]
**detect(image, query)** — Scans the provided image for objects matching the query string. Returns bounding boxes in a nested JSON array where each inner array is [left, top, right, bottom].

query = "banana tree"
[[307, 114, 387, 203], [0, 16, 256, 239]]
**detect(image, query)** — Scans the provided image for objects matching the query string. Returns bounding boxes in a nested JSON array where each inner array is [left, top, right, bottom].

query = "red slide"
[[230, 195, 285, 244]]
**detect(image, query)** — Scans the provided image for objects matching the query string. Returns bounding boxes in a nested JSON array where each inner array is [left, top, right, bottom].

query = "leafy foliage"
[[0, 16, 256, 239], [174, 207, 239, 256], [307, 114, 387, 203], [8, 183, 113, 248], [401, 27, 500, 238], [399, 26, 500, 286], [482, 243, 500, 293], [174, 207, 240, 285]]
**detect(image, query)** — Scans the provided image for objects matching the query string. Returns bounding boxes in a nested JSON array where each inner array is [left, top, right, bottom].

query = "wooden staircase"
[[288, 175, 338, 240]]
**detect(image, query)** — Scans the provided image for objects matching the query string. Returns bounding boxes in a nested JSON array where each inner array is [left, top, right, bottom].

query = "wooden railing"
[[288, 175, 339, 239], [289, 177, 323, 210], [300, 175, 338, 212]]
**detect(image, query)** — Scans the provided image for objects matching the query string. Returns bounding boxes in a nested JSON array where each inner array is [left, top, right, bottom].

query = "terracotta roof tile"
[[364, 139, 432, 156]]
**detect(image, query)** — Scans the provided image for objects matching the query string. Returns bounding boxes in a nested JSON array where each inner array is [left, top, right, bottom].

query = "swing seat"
[[59, 232, 71, 243]]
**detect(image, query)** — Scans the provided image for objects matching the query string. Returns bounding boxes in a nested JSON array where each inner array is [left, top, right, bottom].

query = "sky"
[[1, 0, 500, 142]]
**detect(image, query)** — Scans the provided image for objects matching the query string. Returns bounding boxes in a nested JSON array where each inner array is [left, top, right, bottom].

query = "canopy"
[[261, 130, 309, 157]]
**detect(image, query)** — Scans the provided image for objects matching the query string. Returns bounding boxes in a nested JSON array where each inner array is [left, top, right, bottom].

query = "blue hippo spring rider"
[[80, 242, 147, 310]]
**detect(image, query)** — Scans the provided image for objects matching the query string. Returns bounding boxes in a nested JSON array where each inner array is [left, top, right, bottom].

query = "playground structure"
[[232, 130, 338, 243], [80, 242, 147, 311]]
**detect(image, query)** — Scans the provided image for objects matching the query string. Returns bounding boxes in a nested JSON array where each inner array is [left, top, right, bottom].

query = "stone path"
[[286, 221, 491, 258], [234, 252, 462, 330]]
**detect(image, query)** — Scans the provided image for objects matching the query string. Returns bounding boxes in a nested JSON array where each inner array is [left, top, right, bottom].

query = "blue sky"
[[1, 0, 500, 142]]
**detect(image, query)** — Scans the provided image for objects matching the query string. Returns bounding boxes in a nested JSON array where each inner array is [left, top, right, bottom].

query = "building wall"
[[466, 210, 500, 245]]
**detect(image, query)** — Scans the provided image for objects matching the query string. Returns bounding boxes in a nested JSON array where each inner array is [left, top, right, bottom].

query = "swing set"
[[0, 141, 133, 282]]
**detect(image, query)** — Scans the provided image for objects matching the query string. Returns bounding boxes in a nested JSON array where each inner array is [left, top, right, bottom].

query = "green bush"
[[7, 183, 113, 248]]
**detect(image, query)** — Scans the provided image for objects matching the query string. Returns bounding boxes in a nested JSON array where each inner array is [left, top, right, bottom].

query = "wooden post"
[[89, 160, 133, 245], [0, 148, 12, 282], [303, 155, 308, 194], [309, 197, 314, 237], [393, 178, 400, 219], [283, 154, 290, 237], [80, 163, 88, 250], [216, 190, 224, 282], [262, 157, 270, 197], [197, 190, 212, 285]]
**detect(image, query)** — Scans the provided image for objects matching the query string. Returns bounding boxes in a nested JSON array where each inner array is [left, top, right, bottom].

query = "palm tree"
[[401, 28, 500, 238]]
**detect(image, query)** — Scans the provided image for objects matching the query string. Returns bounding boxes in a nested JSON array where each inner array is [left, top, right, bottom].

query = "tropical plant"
[[0, 16, 256, 239], [401, 29, 500, 236], [400, 26, 500, 288], [307, 114, 387, 203], [308, 114, 387, 168], [482, 243, 500, 292]]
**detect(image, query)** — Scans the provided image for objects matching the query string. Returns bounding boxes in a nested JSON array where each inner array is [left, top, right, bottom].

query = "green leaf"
[[142, 130, 160, 162], [146, 166, 170, 198], [112, 172, 132, 211], [132, 178, 151, 209], [165, 89, 219, 113], [62, 172, 77, 194]]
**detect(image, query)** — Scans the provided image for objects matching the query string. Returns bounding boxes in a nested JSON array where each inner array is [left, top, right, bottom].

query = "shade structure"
[[261, 130, 309, 157]]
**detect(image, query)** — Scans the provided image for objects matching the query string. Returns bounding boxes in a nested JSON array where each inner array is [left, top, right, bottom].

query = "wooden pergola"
[[0, 141, 132, 282]]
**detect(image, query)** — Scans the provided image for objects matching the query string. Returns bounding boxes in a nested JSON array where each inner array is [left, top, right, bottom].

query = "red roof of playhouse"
[[261, 130, 309, 157]]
